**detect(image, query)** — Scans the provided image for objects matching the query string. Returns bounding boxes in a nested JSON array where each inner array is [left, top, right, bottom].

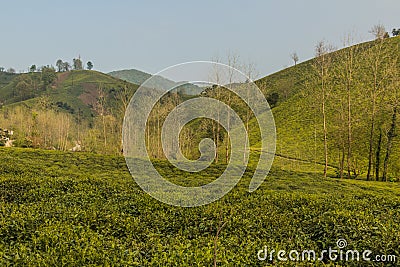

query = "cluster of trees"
[[1, 60, 93, 76], [10, 66, 56, 101], [0, 83, 137, 154], [0, 57, 94, 75], [305, 32, 399, 181], [56, 58, 93, 72], [1, 26, 398, 180], [0, 67, 16, 73], [369, 24, 400, 40], [144, 57, 261, 164]]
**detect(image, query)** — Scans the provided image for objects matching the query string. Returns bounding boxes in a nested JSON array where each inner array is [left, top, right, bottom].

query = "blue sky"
[[1, 0, 399, 77]]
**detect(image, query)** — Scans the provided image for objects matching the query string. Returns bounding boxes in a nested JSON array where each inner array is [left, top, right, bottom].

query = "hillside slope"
[[0, 70, 137, 122], [0, 70, 138, 153], [253, 36, 400, 178], [0, 72, 16, 90]]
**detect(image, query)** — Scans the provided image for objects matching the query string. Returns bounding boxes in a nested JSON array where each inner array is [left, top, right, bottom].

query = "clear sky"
[[1, 0, 399, 77]]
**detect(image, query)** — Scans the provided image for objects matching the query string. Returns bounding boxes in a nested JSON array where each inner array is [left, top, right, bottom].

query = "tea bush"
[[0, 148, 399, 266]]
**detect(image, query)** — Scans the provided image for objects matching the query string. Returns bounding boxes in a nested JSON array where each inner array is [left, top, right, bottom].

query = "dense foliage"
[[0, 148, 399, 266]]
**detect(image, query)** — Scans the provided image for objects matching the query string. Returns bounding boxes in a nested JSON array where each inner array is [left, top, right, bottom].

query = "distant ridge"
[[108, 69, 204, 95]]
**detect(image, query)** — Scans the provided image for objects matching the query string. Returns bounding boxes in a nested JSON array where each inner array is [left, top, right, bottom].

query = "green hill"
[[0, 70, 137, 122], [49, 70, 137, 120], [0, 72, 16, 90], [1, 37, 399, 179], [108, 69, 156, 86], [252, 36, 400, 179], [0, 70, 138, 153]]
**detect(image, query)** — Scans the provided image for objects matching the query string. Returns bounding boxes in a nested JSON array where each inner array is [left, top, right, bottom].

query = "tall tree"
[[364, 38, 392, 180], [314, 41, 334, 178], [56, 59, 63, 72], [336, 35, 360, 178], [41, 66, 57, 89], [225, 53, 239, 163], [96, 84, 108, 151], [73, 57, 83, 70], [243, 62, 258, 165], [115, 85, 135, 152], [291, 52, 299, 66], [62, 62, 71, 72], [87, 61, 93, 70]]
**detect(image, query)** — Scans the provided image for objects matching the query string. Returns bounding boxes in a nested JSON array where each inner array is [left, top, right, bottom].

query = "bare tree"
[[314, 41, 334, 178], [96, 84, 108, 151], [337, 34, 361, 178], [369, 24, 386, 40], [209, 57, 222, 163], [243, 62, 258, 165], [363, 38, 393, 180], [225, 53, 239, 163], [291, 52, 299, 66]]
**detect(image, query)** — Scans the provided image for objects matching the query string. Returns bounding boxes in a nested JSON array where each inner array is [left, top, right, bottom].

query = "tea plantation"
[[0, 148, 399, 266]]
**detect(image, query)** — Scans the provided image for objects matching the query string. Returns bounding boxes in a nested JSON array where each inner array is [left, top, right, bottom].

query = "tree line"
[[1, 27, 399, 180], [0, 57, 93, 75], [0, 83, 138, 154], [55, 57, 93, 72], [303, 29, 399, 181]]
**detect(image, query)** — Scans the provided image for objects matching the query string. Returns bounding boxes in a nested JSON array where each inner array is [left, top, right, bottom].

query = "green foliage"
[[41, 66, 56, 89], [87, 61, 93, 70], [13, 137, 33, 148], [0, 70, 138, 152], [0, 148, 399, 266], [0, 72, 16, 88], [266, 92, 279, 108], [251, 36, 400, 179], [29, 65, 36, 73], [73, 58, 83, 70]]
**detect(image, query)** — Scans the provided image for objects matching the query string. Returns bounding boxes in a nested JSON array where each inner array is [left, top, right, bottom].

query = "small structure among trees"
[[0, 128, 14, 147], [73, 57, 83, 70]]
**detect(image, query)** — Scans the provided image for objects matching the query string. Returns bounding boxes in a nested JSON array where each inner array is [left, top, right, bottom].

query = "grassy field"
[[1, 148, 399, 266]]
